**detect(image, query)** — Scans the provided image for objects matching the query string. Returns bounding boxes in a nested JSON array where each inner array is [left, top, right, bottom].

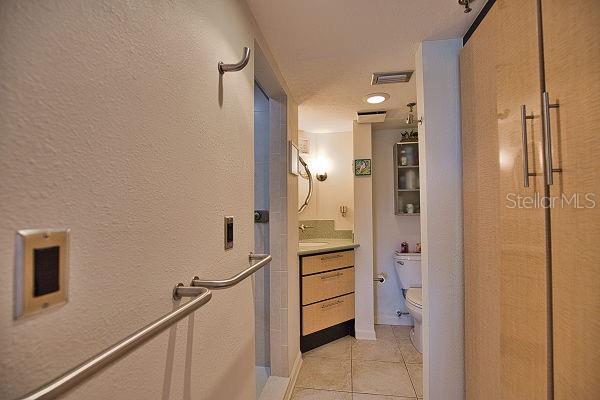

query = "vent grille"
[[371, 71, 414, 85], [356, 110, 387, 123]]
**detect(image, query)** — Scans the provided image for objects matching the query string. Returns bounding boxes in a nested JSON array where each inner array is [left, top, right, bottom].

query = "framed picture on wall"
[[354, 159, 372, 176], [289, 141, 299, 176]]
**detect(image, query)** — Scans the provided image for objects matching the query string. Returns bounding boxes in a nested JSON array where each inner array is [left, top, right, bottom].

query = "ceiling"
[[247, 0, 485, 133]]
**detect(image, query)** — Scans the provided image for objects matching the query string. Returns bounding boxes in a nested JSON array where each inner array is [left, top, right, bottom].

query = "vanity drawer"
[[302, 267, 354, 305], [302, 293, 355, 336], [301, 250, 354, 276]]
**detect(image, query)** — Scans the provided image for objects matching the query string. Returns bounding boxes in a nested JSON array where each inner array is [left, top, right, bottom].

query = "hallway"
[[292, 325, 423, 399]]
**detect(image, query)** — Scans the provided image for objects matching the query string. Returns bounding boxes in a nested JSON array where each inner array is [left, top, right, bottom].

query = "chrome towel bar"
[[18, 287, 211, 400], [218, 46, 251, 74], [191, 253, 272, 289]]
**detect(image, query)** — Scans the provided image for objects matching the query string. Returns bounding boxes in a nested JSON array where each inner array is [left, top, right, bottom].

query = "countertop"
[[297, 238, 360, 256]]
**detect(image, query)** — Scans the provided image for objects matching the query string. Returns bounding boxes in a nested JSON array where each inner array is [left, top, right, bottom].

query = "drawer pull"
[[321, 299, 344, 309], [320, 272, 343, 280], [320, 254, 344, 261]]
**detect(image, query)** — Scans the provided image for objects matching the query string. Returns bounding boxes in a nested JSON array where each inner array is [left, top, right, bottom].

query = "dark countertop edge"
[[297, 243, 360, 256]]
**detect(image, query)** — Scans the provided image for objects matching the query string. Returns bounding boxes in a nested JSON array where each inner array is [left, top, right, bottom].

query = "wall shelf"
[[393, 141, 420, 215]]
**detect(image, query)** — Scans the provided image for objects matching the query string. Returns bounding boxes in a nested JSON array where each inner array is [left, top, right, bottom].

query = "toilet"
[[393, 253, 423, 353]]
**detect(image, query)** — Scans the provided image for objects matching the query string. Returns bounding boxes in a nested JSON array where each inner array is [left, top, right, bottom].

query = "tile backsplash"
[[299, 219, 353, 240]]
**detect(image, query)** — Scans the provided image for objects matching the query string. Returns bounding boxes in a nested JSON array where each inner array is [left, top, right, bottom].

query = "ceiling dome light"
[[364, 93, 390, 104]]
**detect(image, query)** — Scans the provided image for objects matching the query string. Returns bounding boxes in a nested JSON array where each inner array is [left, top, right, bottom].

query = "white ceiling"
[[247, 0, 485, 133]]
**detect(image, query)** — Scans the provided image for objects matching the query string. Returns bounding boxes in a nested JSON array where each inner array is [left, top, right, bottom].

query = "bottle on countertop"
[[415, 242, 421, 253]]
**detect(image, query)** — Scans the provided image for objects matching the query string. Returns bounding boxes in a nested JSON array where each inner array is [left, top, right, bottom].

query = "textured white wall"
[[352, 122, 375, 340], [416, 39, 464, 400], [297, 131, 354, 230], [372, 130, 421, 325], [0, 1, 288, 399]]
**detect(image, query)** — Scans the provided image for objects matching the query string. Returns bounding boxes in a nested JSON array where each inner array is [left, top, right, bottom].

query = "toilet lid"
[[406, 288, 422, 308]]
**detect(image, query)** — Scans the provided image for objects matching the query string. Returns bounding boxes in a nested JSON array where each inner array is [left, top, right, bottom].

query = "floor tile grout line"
[[406, 364, 419, 398], [350, 334, 354, 393]]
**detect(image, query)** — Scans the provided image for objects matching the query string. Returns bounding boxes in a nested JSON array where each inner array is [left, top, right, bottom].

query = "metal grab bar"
[[218, 47, 251, 74], [18, 287, 212, 400], [191, 253, 272, 289]]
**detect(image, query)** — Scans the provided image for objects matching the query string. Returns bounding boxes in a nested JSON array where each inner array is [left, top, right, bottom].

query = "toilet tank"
[[393, 253, 422, 289]]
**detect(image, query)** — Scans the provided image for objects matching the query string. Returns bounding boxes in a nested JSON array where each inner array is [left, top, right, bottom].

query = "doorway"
[[254, 81, 271, 397]]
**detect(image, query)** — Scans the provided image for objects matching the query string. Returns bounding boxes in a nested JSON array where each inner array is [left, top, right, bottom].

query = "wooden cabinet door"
[[461, 4, 502, 398], [462, 0, 549, 398], [495, 0, 551, 400], [495, 1, 550, 399], [542, 1, 600, 398]]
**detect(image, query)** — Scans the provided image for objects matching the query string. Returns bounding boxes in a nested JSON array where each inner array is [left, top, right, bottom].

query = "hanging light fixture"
[[406, 102, 417, 125], [458, 0, 473, 13]]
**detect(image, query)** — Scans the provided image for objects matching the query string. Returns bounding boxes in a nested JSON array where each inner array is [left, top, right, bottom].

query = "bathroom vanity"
[[299, 246, 358, 352]]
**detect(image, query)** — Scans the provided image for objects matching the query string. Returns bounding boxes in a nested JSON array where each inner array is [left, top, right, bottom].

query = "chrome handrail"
[[18, 287, 212, 400], [191, 253, 272, 289], [218, 46, 251, 74]]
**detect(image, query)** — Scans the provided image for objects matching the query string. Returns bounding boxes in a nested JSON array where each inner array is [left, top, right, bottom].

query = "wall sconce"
[[312, 155, 329, 182], [316, 172, 328, 181]]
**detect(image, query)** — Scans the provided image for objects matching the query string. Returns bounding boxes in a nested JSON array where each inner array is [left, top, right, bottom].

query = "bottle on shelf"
[[400, 150, 408, 166], [400, 241, 409, 253]]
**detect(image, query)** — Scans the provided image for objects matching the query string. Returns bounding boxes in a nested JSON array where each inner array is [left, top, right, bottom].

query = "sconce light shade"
[[316, 172, 328, 182]]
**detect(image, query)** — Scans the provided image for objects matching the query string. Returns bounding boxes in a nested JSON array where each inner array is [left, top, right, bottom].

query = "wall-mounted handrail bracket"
[[191, 253, 272, 289], [172, 283, 211, 301], [218, 47, 251, 74]]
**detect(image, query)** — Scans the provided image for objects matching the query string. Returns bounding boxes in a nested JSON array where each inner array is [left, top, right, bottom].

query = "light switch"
[[15, 229, 69, 319], [224, 217, 233, 250]]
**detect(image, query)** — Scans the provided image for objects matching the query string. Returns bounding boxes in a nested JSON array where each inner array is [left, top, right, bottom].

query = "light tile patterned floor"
[[292, 325, 423, 400]]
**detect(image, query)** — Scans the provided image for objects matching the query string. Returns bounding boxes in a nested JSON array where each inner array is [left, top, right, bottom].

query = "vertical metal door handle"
[[521, 105, 535, 188], [542, 92, 560, 185]]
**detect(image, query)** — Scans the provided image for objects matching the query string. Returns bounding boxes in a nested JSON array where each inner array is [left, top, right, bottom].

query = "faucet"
[[298, 224, 314, 232]]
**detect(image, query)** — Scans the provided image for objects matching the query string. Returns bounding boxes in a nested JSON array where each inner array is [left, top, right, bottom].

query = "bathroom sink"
[[299, 241, 329, 248]]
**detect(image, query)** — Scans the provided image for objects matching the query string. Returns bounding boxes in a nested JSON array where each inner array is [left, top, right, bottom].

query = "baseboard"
[[283, 351, 303, 400], [300, 320, 354, 352], [375, 314, 414, 326], [355, 328, 377, 340], [258, 376, 289, 400]]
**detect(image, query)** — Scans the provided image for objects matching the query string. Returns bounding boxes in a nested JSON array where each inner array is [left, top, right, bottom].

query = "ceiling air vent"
[[356, 110, 387, 124], [371, 71, 414, 85]]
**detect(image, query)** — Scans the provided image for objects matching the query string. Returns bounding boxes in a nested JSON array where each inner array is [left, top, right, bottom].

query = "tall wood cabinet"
[[461, 0, 600, 399], [543, 1, 600, 398]]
